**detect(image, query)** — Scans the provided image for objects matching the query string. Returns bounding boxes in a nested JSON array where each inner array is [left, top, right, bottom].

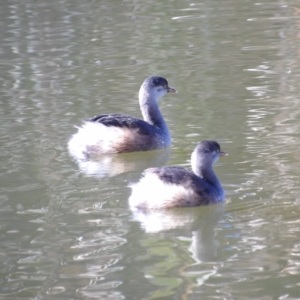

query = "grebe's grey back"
[[68, 76, 176, 157], [129, 140, 227, 209]]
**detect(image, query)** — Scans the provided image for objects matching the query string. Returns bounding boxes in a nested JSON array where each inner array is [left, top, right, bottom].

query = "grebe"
[[68, 76, 176, 157], [129, 140, 227, 209]]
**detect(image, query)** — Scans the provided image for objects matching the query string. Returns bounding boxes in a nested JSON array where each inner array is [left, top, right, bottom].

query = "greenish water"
[[1, 0, 300, 299]]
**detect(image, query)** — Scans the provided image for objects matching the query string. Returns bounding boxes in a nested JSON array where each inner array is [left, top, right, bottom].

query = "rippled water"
[[1, 0, 300, 299]]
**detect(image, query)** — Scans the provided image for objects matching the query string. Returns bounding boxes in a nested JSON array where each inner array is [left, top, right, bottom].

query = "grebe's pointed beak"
[[167, 87, 177, 93], [220, 151, 228, 157]]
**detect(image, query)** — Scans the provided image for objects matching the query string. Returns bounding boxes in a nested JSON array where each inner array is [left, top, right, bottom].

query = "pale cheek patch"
[[129, 173, 198, 209]]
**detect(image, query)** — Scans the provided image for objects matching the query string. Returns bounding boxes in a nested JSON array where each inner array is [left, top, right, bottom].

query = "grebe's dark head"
[[139, 76, 176, 100], [191, 140, 227, 174]]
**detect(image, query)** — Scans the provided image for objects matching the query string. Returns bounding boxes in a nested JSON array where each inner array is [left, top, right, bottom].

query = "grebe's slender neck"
[[196, 164, 222, 190], [139, 88, 169, 135], [191, 153, 223, 191]]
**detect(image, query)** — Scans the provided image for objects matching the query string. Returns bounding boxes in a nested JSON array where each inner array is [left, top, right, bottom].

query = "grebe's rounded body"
[[68, 76, 176, 157], [129, 140, 227, 209]]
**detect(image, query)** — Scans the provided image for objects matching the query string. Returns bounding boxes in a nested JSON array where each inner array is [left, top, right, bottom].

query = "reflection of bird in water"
[[69, 148, 171, 179], [130, 203, 225, 262], [130, 204, 226, 299], [129, 140, 227, 209], [68, 76, 176, 158]]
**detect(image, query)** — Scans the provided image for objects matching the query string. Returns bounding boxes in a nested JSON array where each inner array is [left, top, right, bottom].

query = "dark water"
[[1, 0, 300, 299]]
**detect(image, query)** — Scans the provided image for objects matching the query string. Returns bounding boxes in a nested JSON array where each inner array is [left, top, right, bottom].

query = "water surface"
[[1, 0, 300, 299]]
